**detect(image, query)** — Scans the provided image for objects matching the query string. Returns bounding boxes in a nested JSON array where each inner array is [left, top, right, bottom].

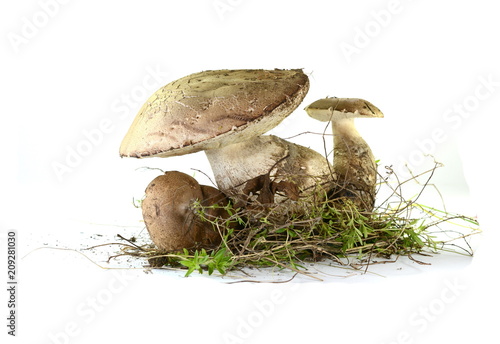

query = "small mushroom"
[[141, 171, 230, 251], [304, 97, 384, 212], [120, 69, 332, 204]]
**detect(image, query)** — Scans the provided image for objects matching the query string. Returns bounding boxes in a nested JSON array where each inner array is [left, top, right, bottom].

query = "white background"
[[1, 0, 499, 343]]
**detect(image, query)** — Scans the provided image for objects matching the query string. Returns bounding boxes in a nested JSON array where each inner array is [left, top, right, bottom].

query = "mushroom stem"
[[330, 118, 377, 211], [204, 135, 333, 204]]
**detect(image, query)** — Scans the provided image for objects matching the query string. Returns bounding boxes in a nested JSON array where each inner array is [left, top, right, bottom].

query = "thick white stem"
[[204, 135, 333, 200], [205, 136, 288, 194]]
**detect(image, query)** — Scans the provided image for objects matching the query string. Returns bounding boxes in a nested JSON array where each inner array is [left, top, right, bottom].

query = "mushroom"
[[304, 97, 384, 212], [120, 69, 333, 205], [141, 171, 231, 252]]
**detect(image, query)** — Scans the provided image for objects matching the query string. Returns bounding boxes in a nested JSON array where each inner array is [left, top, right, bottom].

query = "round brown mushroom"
[[141, 171, 230, 252]]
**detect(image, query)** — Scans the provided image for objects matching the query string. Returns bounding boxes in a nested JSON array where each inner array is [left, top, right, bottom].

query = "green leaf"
[[185, 266, 195, 277], [207, 263, 215, 275]]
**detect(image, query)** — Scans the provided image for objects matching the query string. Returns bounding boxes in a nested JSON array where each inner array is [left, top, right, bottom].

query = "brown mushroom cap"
[[141, 171, 228, 252], [119, 69, 309, 158], [304, 97, 384, 122]]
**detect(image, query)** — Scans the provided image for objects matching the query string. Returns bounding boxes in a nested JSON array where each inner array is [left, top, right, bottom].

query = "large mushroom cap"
[[120, 69, 309, 158], [304, 97, 384, 122]]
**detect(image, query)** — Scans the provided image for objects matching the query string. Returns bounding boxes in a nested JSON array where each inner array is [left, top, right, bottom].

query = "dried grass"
[[110, 162, 480, 278]]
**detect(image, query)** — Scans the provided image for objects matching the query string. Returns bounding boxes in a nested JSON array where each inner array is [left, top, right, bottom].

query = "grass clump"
[[113, 163, 479, 278]]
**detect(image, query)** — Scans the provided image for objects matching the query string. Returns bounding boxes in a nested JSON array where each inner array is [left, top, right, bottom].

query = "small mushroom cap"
[[120, 69, 309, 158], [304, 97, 384, 122]]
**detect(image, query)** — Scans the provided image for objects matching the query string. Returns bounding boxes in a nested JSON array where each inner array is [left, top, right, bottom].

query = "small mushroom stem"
[[330, 118, 377, 211]]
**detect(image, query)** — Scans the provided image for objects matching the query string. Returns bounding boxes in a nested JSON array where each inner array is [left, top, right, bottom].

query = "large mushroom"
[[120, 69, 333, 205], [304, 97, 384, 212], [141, 171, 231, 252]]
